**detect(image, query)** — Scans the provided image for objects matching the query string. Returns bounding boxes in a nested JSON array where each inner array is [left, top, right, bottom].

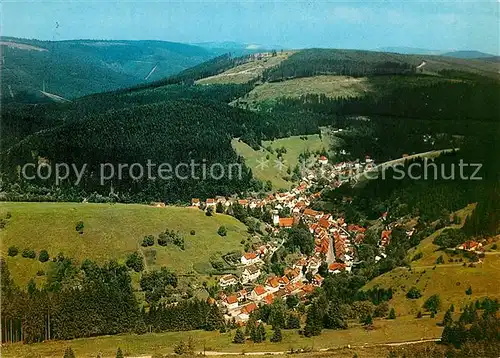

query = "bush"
[[75, 220, 84, 233], [126, 252, 144, 272], [141, 235, 155, 247], [233, 328, 245, 343], [406, 286, 422, 299], [436, 255, 445, 264], [465, 286, 472, 295], [22, 249, 36, 259], [190, 230, 196, 235], [416, 311, 423, 318], [39, 250, 49, 263], [36, 270, 45, 276], [218, 226, 227, 237], [7, 246, 18, 257], [270, 327, 282, 342], [423, 294, 441, 313], [388, 308, 396, 319]]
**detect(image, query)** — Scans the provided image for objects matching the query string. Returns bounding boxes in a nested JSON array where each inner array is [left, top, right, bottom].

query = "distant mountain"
[[0, 37, 216, 101], [377, 47, 443, 56], [194, 41, 284, 56], [441, 50, 496, 59]]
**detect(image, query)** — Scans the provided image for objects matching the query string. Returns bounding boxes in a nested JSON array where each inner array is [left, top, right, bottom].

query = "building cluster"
[[196, 155, 381, 323]]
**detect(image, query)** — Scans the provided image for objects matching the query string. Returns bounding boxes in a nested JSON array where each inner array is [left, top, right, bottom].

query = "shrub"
[[190, 230, 196, 235], [38, 250, 49, 263], [218, 226, 227, 237], [75, 221, 84, 233], [465, 286, 472, 295], [233, 328, 245, 343], [7, 246, 18, 257], [436, 255, 445, 264], [406, 286, 422, 299], [126, 252, 144, 272], [423, 294, 441, 313], [388, 308, 396, 319], [416, 311, 423, 318], [270, 327, 282, 342], [36, 270, 45, 276], [63, 347, 76, 358], [22, 249, 36, 259], [116, 348, 124, 358], [5, 212, 11, 219], [141, 235, 155, 247]]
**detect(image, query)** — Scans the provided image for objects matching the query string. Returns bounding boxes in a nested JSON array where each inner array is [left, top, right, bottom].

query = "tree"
[[362, 314, 373, 326], [205, 304, 223, 331], [39, 250, 50, 263], [304, 302, 322, 337], [233, 328, 245, 343], [217, 226, 227, 237], [286, 228, 315, 256], [206, 207, 214, 216], [116, 348, 124, 358], [75, 220, 84, 233], [286, 313, 301, 329], [466, 286, 472, 295], [423, 294, 441, 313], [388, 308, 396, 319], [125, 252, 144, 272], [7, 246, 18, 256], [286, 294, 299, 309], [270, 326, 282, 342], [174, 340, 186, 355], [141, 235, 155, 247], [442, 309, 453, 327], [374, 302, 389, 317], [252, 323, 266, 343], [63, 347, 75, 358], [216, 202, 225, 213], [416, 311, 423, 318], [406, 287, 422, 299]]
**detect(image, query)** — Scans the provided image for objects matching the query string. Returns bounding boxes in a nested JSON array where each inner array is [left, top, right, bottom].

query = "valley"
[[1, 38, 499, 358]]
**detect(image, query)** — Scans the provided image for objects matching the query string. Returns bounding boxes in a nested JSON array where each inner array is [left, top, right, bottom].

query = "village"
[[188, 154, 392, 324]]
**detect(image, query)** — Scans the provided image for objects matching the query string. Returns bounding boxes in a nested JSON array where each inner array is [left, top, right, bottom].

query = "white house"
[[241, 265, 261, 284], [250, 285, 268, 301], [219, 274, 238, 288], [241, 252, 261, 265], [319, 156, 328, 165]]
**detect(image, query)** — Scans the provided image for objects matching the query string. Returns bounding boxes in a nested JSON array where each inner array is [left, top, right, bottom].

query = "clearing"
[[0, 202, 248, 287], [196, 52, 292, 85], [2, 316, 443, 358]]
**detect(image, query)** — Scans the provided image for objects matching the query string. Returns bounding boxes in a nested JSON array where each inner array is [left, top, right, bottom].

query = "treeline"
[[0, 258, 225, 344], [262, 49, 416, 82], [273, 78, 500, 122]]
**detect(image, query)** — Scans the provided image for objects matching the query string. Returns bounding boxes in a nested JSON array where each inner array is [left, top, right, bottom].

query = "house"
[[312, 274, 324, 286], [279, 217, 294, 228], [265, 277, 280, 293], [206, 198, 216, 209], [238, 199, 249, 207], [250, 285, 268, 301], [303, 208, 322, 220], [264, 294, 274, 305], [151, 202, 166, 208], [219, 274, 238, 288], [223, 295, 239, 311], [279, 275, 290, 288], [380, 230, 392, 247], [238, 302, 258, 322], [241, 252, 260, 265], [242, 265, 261, 284], [458, 241, 483, 252], [328, 262, 346, 274], [307, 257, 322, 274], [285, 267, 303, 284], [191, 198, 200, 207], [237, 289, 248, 302], [319, 156, 328, 165]]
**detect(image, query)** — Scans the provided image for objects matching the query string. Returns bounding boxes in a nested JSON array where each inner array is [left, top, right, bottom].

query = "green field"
[[232, 132, 334, 190], [241, 75, 370, 106], [0, 202, 249, 287], [196, 52, 292, 85], [2, 316, 443, 357]]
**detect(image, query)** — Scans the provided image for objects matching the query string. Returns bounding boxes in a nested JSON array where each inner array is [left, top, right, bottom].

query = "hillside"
[[0, 202, 249, 286], [0, 37, 216, 100]]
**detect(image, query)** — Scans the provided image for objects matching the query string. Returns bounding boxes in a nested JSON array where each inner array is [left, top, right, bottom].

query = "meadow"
[[0, 202, 248, 287]]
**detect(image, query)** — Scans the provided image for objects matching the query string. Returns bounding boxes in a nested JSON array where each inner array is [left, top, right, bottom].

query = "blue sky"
[[2, 1, 499, 54]]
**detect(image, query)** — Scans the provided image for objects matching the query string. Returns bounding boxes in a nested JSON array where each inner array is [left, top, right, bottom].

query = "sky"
[[1, 0, 499, 54]]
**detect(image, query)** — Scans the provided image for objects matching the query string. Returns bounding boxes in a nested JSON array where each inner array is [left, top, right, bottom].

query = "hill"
[[0, 37, 216, 100], [442, 50, 496, 59], [0, 202, 249, 287]]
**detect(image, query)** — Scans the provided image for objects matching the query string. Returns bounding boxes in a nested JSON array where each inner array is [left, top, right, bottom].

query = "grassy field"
[[196, 52, 292, 85], [0, 202, 249, 287], [232, 131, 334, 190], [2, 316, 444, 357], [241, 75, 370, 106], [364, 252, 500, 316]]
